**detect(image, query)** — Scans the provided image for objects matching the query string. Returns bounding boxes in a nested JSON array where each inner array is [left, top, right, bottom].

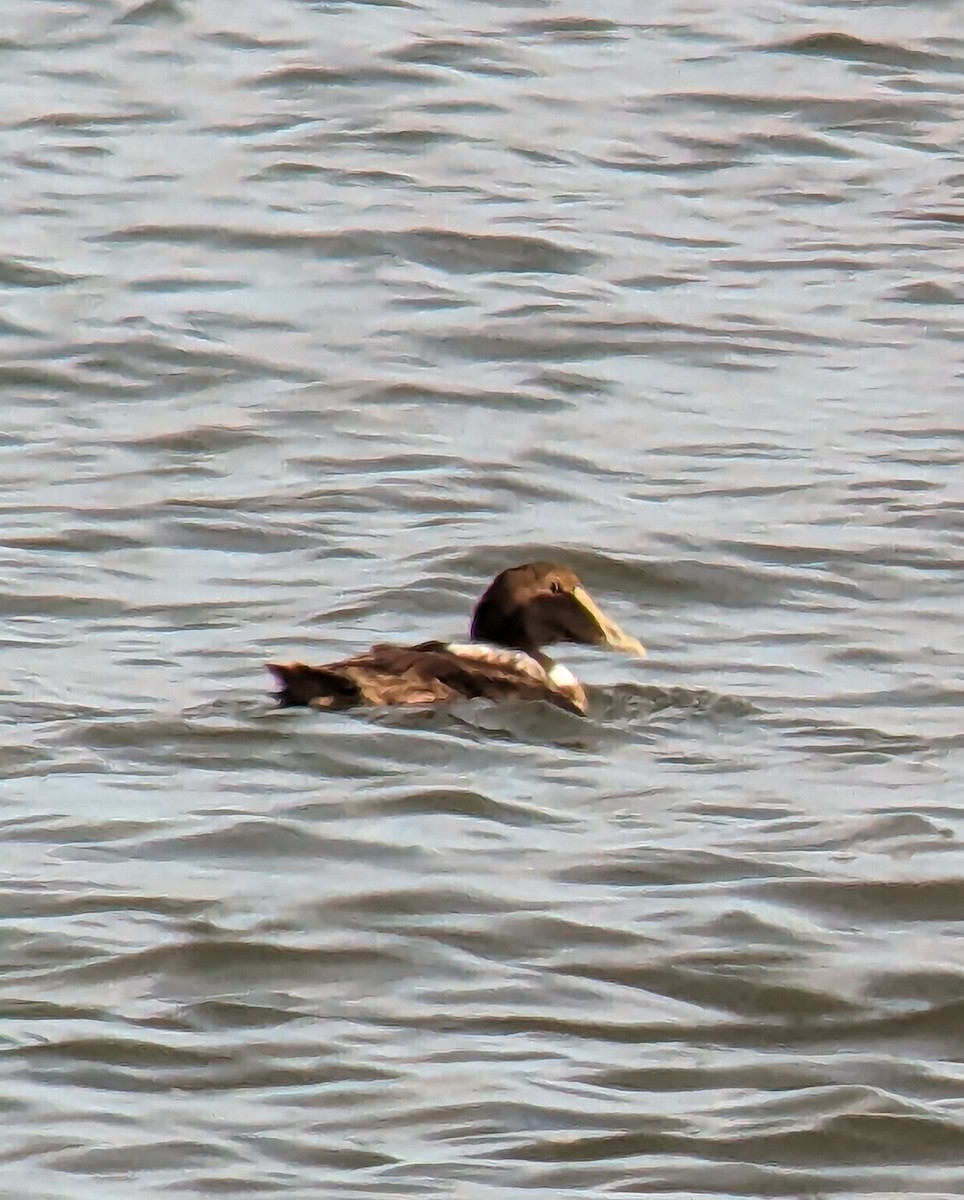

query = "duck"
[[268, 561, 645, 714]]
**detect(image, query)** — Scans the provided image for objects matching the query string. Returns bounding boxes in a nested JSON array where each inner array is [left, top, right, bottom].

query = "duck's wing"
[[267, 642, 582, 712]]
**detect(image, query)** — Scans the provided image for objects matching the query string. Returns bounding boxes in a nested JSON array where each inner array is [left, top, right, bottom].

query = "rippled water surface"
[[4, 1, 964, 1196]]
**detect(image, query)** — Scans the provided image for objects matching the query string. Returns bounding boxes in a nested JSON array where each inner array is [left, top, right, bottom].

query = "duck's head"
[[470, 562, 646, 661]]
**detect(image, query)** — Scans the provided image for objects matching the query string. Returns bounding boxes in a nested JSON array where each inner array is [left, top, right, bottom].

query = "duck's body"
[[270, 641, 588, 713], [268, 562, 644, 715]]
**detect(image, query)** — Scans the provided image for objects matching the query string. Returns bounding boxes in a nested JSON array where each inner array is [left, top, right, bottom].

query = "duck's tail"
[[267, 663, 358, 709]]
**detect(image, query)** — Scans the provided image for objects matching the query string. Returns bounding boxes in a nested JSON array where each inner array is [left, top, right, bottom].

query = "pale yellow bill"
[[572, 585, 646, 657]]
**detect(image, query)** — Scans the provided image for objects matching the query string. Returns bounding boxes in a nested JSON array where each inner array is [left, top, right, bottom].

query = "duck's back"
[[268, 642, 583, 712]]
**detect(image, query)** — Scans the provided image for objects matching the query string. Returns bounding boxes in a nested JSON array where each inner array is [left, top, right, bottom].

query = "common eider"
[[268, 561, 645, 714]]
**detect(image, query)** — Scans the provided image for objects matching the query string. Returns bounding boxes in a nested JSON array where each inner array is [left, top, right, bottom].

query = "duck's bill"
[[572, 585, 646, 658]]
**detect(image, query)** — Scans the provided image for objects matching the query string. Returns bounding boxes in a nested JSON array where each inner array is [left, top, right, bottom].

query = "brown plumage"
[[268, 562, 645, 715]]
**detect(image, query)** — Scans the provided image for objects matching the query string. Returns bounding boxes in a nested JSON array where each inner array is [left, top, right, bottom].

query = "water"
[[3, 1, 964, 1196]]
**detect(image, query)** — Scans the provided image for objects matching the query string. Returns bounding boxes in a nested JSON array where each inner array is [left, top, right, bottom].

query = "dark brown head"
[[469, 562, 645, 659]]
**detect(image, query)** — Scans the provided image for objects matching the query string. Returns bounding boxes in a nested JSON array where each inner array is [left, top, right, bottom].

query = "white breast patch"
[[546, 662, 577, 689]]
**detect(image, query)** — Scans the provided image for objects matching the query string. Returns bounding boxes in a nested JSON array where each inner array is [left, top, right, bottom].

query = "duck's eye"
[[550, 580, 564, 594]]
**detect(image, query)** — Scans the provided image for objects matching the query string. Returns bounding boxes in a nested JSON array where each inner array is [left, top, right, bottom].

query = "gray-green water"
[[3, 2, 964, 1197]]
